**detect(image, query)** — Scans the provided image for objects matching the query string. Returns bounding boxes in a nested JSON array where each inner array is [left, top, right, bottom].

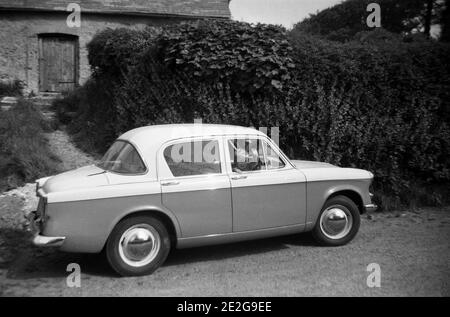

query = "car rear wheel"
[[106, 215, 170, 276], [312, 196, 360, 246]]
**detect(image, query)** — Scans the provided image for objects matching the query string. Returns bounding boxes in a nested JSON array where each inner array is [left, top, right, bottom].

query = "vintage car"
[[29, 124, 377, 276]]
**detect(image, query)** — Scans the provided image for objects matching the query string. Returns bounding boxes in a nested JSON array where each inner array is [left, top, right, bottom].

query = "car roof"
[[119, 124, 266, 148]]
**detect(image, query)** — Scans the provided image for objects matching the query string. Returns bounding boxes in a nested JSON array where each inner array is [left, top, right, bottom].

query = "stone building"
[[0, 0, 230, 94]]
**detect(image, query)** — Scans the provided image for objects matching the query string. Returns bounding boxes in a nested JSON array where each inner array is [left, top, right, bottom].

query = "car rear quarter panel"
[[43, 184, 180, 253]]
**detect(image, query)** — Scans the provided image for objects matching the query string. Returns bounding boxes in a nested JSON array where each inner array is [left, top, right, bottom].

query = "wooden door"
[[39, 35, 78, 92]]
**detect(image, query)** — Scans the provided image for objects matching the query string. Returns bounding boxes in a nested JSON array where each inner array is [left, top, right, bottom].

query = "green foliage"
[[60, 20, 450, 210], [0, 79, 23, 98], [353, 28, 402, 44], [0, 100, 60, 191], [292, 0, 442, 42], [87, 27, 160, 77], [155, 20, 295, 92], [286, 31, 450, 207], [282, 82, 450, 208], [53, 87, 85, 124], [59, 78, 118, 154]]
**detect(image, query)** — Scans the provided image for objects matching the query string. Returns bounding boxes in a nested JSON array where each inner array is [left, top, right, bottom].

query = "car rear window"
[[97, 140, 146, 174]]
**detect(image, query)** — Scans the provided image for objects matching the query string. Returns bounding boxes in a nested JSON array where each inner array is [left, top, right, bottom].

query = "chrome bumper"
[[33, 234, 66, 247], [364, 203, 378, 213], [27, 210, 65, 248]]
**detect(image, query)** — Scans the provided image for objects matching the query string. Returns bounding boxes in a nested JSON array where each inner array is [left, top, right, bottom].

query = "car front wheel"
[[106, 215, 171, 276], [312, 195, 360, 246]]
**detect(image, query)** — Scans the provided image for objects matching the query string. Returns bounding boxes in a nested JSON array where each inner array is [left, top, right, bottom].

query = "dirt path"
[[45, 129, 97, 171]]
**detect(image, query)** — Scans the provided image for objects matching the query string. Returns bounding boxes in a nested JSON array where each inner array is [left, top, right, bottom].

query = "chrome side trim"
[[33, 234, 66, 247], [176, 223, 306, 249], [364, 203, 378, 213]]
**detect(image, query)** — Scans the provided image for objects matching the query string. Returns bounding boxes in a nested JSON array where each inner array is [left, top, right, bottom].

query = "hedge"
[[58, 21, 450, 210]]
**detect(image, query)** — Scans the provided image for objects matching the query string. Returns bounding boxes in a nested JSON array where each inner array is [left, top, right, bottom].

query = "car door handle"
[[161, 181, 180, 186], [231, 175, 247, 180]]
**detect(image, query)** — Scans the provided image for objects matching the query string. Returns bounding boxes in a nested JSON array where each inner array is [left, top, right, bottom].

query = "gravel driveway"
[[1, 191, 449, 296]]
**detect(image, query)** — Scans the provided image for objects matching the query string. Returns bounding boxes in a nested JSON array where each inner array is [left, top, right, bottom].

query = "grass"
[[0, 79, 23, 98], [0, 99, 61, 192]]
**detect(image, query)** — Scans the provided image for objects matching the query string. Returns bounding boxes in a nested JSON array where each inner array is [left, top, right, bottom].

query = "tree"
[[441, 0, 450, 41], [424, 0, 434, 36], [292, 0, 444, 41]]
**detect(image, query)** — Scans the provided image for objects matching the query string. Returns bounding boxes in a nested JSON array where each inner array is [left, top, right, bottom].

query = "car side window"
[[263, 140, 286, 170], [164, 140, 221, 177], [228, 138, 266, 173]]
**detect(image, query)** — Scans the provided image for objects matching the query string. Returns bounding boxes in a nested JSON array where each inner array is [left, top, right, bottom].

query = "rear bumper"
[[364, 203, 378, 213]]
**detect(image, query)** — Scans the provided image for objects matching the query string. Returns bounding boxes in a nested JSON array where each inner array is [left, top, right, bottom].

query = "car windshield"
[[97, 140, 146, 174]]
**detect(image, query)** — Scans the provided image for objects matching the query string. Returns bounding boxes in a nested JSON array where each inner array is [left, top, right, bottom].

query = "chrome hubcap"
[[319, 206, 352, 240], [118, 224, 160, 267]]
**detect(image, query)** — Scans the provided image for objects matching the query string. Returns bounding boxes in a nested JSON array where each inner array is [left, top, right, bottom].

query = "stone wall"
[[0, 11, 182, 94]]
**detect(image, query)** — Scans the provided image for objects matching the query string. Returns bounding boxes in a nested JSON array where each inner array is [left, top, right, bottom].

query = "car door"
[[159, 137, 232, 238], [226, 136, 307, 232]]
